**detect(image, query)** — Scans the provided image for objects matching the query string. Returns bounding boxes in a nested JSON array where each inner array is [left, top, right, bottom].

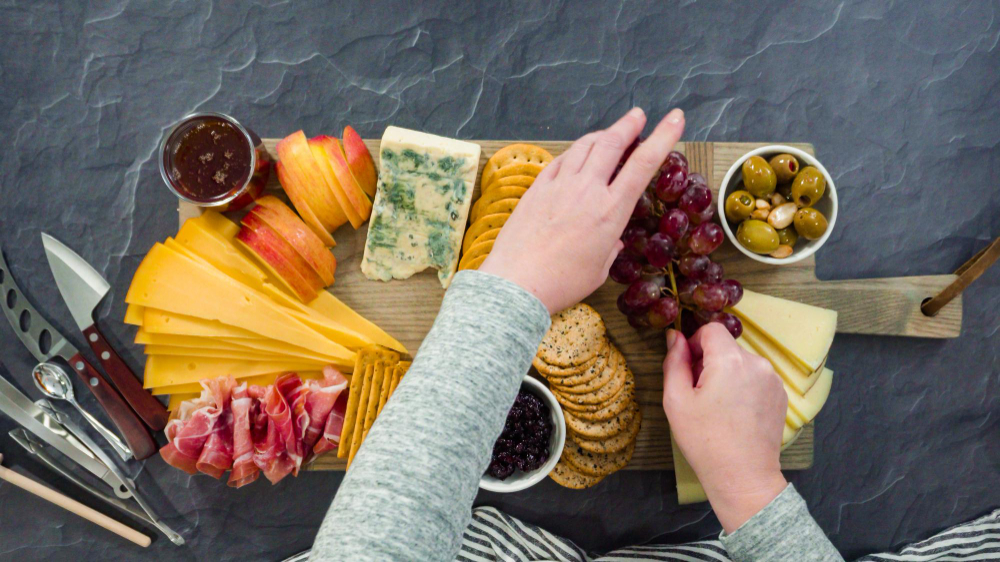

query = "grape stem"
[[667, 262, 681, 331]]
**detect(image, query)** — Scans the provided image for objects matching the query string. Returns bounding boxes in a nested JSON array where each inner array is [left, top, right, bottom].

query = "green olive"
[[741, 156, 777, 198], [768, 153, 800, 183], [793, 207, 829, 240], [790, 166, 826, 208], [736, 219, 780, 254], [776, 226, 799, 247], [724, 190, 756, 222]]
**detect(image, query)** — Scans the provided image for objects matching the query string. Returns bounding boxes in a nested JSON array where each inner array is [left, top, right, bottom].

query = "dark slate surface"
[[1, 1, 998, 560]]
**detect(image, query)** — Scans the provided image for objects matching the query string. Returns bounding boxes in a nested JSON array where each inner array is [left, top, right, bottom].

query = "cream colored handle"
[[0, 461, 151, 547]]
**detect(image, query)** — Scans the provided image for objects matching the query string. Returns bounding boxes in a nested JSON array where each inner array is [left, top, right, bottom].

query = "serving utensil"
[[32, 362, 132, 462], [0, 452, 151, 547]]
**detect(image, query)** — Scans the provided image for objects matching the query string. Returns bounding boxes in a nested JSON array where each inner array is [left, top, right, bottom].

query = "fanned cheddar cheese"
[[143, 345, 292, 362], [126, 243, 354, 364], [135, 329, 343, 365], [304, 292, 407, 353], [142, 309, 261, 339], [143, 355, 325, 389], [167, 393, 198, 411], [731, 290, 836, 372], [124, 304, 144, 326]]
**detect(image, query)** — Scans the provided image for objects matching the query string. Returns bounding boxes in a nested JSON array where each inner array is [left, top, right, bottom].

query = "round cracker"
[[537, 304, 606, 367], [463, 213, 509, 254], [490, 162, 545, 185], [469, 227, 502, 250], [481, 144, 554, 189], [549, 459, 605, 489], [552, 347, 620, 395], [459, 239, 494, 270], [572, 371, 635, 422], [533, 351, 599, 378], [478, 198, 520, 221], [556, 363, 627, 406], [571, 408, 642, 454], [563, 439, 635, 477], [470, 186, 527, 223], [482, 174, 537, 195], [537, 339, 609, 381], [565, 401, 637, 440], [459, 254, 487, 271]]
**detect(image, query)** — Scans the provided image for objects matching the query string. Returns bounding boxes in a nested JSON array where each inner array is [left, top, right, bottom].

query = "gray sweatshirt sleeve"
[[311, 270, 551, 562], [720, 483, 843, 561]]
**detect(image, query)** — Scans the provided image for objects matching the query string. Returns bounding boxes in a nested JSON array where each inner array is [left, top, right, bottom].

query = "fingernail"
[[666, 108, 684, 124], [666, 329, 678, 350], [629, 106, 645, 119]]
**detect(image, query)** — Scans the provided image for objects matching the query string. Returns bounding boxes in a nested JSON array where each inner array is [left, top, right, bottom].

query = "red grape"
[[644, 233, 676, 268], [677, 276, 701, 304], [711, 312, 743, 338], [647, 297, 679, 328], [679, 184, 712, 216], [645, 273, 668, 291], [690, 204, 715, 225], [624, 280, 660, 310], [610, 253, 642, 284], [632, 191, 654, 219], [628, 313, 651, 329], [662, 151, 688, 173], [689, 222, 724, 255], [693, 282, 727, 312], [628, 216, 658, 234], [658, 208, 690, 241], [654, 164, 688, 203], [687, 172, 707, 190], [679, 254, 710, 279], [703, 261, 724, 283], [622, 225, 650, 256], [721, 279, 743, 306], [617, 292, 643, 316]]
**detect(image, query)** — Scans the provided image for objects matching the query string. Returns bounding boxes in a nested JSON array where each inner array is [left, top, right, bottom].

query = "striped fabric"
[[460, 506, 1000, 562]]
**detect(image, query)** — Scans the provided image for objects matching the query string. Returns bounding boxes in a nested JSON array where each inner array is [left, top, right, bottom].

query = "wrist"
[[478, 258, 558, 314], [704, 469, 787, 534]]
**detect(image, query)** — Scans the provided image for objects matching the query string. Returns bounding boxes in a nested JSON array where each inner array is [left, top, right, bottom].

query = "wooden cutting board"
[[178, 140, 962, 472]]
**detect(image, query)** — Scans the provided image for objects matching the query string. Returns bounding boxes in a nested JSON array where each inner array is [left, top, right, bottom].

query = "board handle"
[[84, 325, 168, 431], [922, 237, 1000, 317]]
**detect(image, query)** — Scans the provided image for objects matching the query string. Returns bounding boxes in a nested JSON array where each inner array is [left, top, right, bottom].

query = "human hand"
[[662, 324, 788, 533], [479, 107, 685, 314]]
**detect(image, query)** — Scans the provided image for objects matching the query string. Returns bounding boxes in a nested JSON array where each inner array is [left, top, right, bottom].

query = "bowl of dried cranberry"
[[480, 375, 566, 493]]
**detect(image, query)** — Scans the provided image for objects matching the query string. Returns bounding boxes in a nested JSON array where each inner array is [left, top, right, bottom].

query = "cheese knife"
[[40, 233, 168, 432], [0, 244, 157, 460]]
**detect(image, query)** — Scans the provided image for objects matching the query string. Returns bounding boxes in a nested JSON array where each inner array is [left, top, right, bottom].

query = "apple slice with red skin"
[[342, 126, 378, 198], [275, 131, 349, 231], [237, 214, 325, 302], [311, 135, 373, 222], [307, 136, 364, 228], [251, 195, 337, 285], [274, 161, 337, 247]]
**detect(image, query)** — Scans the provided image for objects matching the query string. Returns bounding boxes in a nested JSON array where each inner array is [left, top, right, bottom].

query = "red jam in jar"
[[160, 113, 270, 211]]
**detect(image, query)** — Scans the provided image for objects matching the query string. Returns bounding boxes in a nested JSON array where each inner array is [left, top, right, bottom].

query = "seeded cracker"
[[572, 408, 642, 454], [557, 362, 627, 406], [572, 370, 635, 422], [537, 304, 607, 367], [565, 401, 638, 440], [549, 458, 605, 489], [533, 347, 601, 378], [552, 347, 621, 395], [563, 439, 636, 477]]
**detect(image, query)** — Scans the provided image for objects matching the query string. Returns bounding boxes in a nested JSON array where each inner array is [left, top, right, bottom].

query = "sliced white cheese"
[[786, 367, 833, 426], [781, 425, 803, 451], [731, 289, 837, 372], [361, 126, 481, 288], [738, 322, 825, 395], [671, 433, 707, 505]]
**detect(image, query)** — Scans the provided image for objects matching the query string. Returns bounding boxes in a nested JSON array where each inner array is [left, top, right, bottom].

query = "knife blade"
[[0, 366, 131, 498], [0, 245, 157, 459], [40, 233, 168, 431]]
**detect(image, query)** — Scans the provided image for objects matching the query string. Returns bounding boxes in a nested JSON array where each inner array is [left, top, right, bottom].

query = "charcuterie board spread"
[[164, 136, 961, 485]]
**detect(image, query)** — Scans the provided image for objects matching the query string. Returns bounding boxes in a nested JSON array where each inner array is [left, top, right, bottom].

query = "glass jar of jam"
[[159, 112, 271, 211]]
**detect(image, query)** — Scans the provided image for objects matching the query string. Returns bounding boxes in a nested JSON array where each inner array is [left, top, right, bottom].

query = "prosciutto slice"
[[161, 370, 350, 487]]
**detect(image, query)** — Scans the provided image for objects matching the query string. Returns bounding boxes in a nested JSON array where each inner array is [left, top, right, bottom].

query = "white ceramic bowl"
[[479, 375, 566, 493], [717, 145, 838, 265]]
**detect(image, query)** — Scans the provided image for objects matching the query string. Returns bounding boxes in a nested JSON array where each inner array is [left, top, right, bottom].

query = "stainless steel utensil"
[[32, 362, 132, 462]]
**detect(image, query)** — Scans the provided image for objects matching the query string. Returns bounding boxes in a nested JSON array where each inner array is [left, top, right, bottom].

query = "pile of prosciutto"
[[160, 367, 348, 487]]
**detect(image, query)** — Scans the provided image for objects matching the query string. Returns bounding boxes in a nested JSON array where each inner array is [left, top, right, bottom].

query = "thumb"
[[663, 329, 695, 404]]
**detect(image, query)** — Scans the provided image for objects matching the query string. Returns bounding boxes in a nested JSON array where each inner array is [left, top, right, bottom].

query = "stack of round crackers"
[[458, 143, 554, 271], [533, 304, 641, 489]]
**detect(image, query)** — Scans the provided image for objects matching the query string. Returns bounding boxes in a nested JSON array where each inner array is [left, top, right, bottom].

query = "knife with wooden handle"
[[40, 233, 168, 431]]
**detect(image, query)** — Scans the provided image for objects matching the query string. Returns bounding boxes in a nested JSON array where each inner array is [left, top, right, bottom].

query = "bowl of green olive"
[[718, 145, 837, 265]]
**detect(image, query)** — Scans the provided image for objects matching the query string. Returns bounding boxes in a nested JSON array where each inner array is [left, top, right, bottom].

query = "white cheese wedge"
[[731, 290, 837, 372], [671, 434, 707, 505], [361, 127, 481, 288], [784, 367, 833, 429], [738, 323, 825, 395]]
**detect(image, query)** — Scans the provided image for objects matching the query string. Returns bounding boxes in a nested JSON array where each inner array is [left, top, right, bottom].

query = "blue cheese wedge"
[[362, 126, 482, 288]]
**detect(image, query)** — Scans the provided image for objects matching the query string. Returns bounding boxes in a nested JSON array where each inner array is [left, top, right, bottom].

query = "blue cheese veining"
[[361, 127, 482, 288]]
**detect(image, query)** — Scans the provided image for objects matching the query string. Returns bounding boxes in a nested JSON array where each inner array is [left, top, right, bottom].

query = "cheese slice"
[[731, 290, 837, 372], [124, 304, 144, 326], [135, 329, 256, 348], [361, 126, 481, 288], [782, 425, 803, 451], [738, 325, 825, 395], [135, 329, 343, 364], [166, 393, 198, 411], [784, 367, 833, 427], [306, 292, 407, 353], [144, 355, 324, 389], [142, 308, 261, 339], [126, 243, 353, 364], [153, 371, 325, 396], [671, 434, 707, 505], [141, 344, 335, 364]]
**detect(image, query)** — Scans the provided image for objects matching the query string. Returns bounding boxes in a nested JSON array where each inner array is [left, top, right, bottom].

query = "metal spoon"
[[32, 362, 132, 462]]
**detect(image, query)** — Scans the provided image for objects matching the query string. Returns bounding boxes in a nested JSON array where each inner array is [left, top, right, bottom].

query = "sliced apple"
[[342, 125, 378, 198], [236, 214, 324, 302], [307, 136, 364, 228], [251, 195, 337, 286], [311, 135, 373, 222], [275, 131, 348, 231], [275, 162, 336, 247]]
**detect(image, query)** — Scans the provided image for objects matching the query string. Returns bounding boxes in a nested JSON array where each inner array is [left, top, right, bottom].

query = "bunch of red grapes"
[[611, 148, 744, 338]]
